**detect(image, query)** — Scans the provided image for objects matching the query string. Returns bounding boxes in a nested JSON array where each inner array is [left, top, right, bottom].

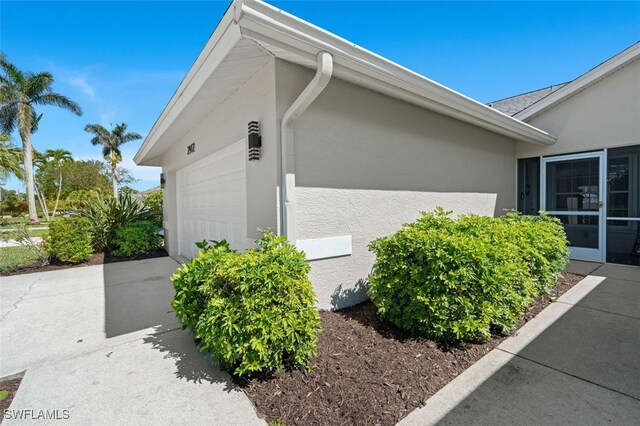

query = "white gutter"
[[280, 51, 333, 241]]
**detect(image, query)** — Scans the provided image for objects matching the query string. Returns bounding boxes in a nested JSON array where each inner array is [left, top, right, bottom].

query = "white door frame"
[[540, 150, 607, 262]]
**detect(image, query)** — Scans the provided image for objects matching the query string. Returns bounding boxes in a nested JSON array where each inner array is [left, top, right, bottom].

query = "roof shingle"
[[488, 83, 568, 116]]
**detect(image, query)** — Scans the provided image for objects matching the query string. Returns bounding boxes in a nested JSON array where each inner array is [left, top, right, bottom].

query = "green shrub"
[[367, 208, 569, 343], [45, 216, 93, 263], [112, 220, 162, 257], [81, 193, 157, 251], [144, 190, 163, 228], [171, 232, 321, 377], [171, 240, 232, 334]]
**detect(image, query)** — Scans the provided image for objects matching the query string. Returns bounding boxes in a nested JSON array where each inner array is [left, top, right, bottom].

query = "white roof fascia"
[[515, 42, 640, 121], [136, 0, 558, 165], [134, 10, 241, 165], [235, 0, 556, 146]]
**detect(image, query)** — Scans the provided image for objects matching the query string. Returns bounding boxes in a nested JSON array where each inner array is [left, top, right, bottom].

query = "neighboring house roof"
[[514, 42, 640, 121], [488, 83, 568, 116], [134, 0, 556, 166]]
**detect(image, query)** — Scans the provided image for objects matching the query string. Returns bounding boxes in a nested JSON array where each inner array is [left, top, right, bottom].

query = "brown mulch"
[[1, 249, 169, 276], [241, 272, 585, 426], [0, 376, 22, 414]]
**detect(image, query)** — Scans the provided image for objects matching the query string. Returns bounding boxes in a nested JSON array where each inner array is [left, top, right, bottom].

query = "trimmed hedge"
[[171, 233, 321, 377], [45, 217, 93, 263], [112, 220, 162, 257], [368, 208, 569, 343]]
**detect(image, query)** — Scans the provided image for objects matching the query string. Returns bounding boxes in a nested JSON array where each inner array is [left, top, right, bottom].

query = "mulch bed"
[[241, 272, 585, 426], [1, 249, 169, 276], [0, 376, 23, 414]]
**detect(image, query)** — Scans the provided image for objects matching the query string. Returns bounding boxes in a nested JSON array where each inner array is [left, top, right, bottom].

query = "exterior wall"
[[161, 60, 279, 256], [516, 59, 640, 158], [275, 60, 519, 309]]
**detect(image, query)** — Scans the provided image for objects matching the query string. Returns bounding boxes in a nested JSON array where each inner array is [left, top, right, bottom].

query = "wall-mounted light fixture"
[[248, 121, 261, 161], [160, 173, 166, 189]]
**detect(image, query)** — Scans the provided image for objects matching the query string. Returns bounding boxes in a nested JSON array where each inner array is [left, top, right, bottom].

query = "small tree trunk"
[[112, 162, 118, 198], [20, 131, 38, 222], [52, 167, 63, 218], [35, 183, 50, 221]]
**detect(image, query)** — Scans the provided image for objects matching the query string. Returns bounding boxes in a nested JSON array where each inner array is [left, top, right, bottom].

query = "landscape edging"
[[397, 273, 607, 426]]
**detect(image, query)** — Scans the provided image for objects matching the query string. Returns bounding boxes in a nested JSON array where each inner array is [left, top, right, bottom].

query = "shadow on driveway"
[[103, 256, 180, 338], [102, 256, 237, 389]]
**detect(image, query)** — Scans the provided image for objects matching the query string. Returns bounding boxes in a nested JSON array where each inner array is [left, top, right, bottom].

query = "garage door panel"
[[177, 141, 251, 259]]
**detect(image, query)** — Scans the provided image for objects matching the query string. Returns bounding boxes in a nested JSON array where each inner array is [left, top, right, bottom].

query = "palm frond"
[[31, 93, 82, 116], [84, 123, 109, 137], [0, 57, 25, 89], [24, 72, 54, 98], [102, 145, 112, 159], [0, 103, 18, 134], [121, 132, 142, 143]]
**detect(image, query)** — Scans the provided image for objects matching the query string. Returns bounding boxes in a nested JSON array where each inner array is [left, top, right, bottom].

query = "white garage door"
[[176, 141, 252, 259]]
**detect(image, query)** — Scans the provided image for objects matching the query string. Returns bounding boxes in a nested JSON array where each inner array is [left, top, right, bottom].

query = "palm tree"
[[0, 57, 82, 222], [43, 148, 73, 218], [84, 123, 141, 198]]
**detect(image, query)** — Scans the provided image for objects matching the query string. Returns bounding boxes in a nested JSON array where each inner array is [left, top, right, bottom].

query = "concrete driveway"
[[0, 257, 265, 425], [432, 262, 640, 425]]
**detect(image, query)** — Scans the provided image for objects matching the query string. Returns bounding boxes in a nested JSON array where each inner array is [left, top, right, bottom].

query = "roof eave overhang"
[[134, 10, 242, 166], [235, 0, 556, 146], [515, 42, 640, 121], [135, 0, 556, 166]]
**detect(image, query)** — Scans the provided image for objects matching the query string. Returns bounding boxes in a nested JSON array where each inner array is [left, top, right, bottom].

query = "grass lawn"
[[0, 247, 46, 275], [1, 217, 50, 228]]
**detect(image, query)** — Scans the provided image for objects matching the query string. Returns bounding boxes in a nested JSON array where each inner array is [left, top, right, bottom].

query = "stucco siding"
[[516, 59, 640, 158], [296, 188, 497, 309], [161, 60, 278, 255], [275, 60, 518, 309]]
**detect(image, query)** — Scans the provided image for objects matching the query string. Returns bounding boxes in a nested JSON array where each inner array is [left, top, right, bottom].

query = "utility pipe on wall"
[[280, 51, 333, 242]]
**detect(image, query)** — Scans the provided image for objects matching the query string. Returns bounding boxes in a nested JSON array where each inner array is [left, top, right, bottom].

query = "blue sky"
[[2, 1, 639, 191]]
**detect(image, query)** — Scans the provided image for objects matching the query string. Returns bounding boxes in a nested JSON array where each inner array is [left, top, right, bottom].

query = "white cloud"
[[69, 76, 95, 98]]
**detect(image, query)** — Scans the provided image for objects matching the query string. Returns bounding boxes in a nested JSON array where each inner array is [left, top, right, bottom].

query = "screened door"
[[607, 145, 640, 266], [541, 152, 605, 262]]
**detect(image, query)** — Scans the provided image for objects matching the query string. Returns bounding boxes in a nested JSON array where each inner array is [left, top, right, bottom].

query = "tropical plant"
[[42, 149, 73, 218], [80, 192, 157, 251], [0, 133, 22, 183], [0, 56, 82, 222], [84, 123, 141, 197], [171, 232, 321, 377]]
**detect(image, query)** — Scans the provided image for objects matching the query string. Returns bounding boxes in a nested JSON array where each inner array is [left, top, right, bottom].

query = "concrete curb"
[[397, 274, 607, 426]]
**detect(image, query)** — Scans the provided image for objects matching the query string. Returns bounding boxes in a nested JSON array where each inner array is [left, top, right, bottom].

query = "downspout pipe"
[[280, 51, 333, 242]]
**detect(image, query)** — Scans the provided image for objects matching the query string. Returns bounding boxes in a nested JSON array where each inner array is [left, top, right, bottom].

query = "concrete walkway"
[[0, 237, 43, 248], [0, 258, 265, 425], [401, 261, 640, 425]]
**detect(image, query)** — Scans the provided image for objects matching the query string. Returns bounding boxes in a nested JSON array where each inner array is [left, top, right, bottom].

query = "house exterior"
[[134, 0, 639, 309]]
